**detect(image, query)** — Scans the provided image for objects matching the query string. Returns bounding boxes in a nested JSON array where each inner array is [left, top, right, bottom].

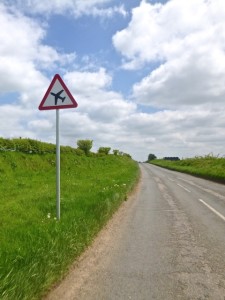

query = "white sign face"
[[39, 74, 78, 110]]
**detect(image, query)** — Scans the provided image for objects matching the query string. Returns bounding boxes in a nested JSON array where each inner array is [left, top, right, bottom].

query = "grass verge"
[[0, 152, 139, 299], [150, 155, 225, 183]]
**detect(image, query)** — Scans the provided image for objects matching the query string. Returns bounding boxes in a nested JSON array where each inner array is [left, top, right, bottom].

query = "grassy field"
[[0, 151, 139, 299], [150, 155, 225, 182]]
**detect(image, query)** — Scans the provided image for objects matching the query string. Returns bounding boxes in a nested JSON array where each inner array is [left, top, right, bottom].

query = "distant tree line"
[[163, 157, 180, 161], [147, 153, 180, 162], [77, 139, 131, 158], [0, 137, 132, 158]]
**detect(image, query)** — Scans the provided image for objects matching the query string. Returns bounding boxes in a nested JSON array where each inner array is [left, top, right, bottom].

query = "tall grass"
[[0, 152, 139, 299], [150, 154, 225, 182]]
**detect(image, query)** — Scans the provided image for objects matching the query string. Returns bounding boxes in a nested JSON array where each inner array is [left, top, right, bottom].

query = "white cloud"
[[118, 107, 225, 159], [28, 119, 53, 130], [132, 48, 225, 108], [3, 0, 127, 18], [113, 0, 225, 68], [113, 0, 164, 68], [0, 4, 75, 67], [64, 68, 136, 123], [0, 105, 35, 138], [0, 3, 76, 107], [64, 68, 112, 94], [112, 0, 225, 111], [88, 4, 127, 18]]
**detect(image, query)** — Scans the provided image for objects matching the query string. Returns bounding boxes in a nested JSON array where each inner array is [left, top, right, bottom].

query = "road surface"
[[46, 163, 225, 300]]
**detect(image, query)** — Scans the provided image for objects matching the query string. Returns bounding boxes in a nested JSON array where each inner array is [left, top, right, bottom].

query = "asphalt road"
[[46, 163, 225, 300]]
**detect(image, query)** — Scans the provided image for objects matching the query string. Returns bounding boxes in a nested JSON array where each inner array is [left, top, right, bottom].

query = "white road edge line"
[[199, 199, 225, 222], [177, 177, 225, 201], [176, 183, 191, 193]]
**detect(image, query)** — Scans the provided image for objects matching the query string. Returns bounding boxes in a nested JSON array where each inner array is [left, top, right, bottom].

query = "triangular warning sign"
[[39, 74, 78, 110]]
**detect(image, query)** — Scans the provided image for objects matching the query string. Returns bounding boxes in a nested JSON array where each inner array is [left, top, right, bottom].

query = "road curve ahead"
[[46, 163, 225, 300]]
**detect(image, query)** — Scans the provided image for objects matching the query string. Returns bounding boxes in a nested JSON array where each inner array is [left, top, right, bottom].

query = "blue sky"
[[44, 2, 148, 96], [1, 0, 225, 161]]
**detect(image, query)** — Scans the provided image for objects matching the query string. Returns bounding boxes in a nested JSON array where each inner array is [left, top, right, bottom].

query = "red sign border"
[[39, 74, 78, 110]]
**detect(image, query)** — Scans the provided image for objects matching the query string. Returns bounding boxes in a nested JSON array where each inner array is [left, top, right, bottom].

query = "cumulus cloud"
[[64, 68, 112, 94], [132, 49, 225, 108], [0, 105, 35, 138], [64, 68, 136, 123], [113, 0, 225, 109], [118, 107, 225, 158], [3, 0, 127, 18], [113, 0, 225, 67], [0, 3, 76, 107]]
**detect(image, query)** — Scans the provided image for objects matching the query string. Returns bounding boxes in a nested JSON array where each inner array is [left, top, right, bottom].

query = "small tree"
[[148, 153, 157, 161], [77, 139, 93, 155], [123, 153, 132, 159], [98, 147, 111, 155], [113, 149, 119, 156]]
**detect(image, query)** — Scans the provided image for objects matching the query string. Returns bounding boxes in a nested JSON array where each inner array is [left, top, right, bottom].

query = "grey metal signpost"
[[39, 74, 78, 220], [56, 109, 60, 220]]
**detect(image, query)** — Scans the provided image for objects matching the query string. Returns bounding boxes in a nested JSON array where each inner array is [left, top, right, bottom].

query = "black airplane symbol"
[[51, 90, 66, 105]]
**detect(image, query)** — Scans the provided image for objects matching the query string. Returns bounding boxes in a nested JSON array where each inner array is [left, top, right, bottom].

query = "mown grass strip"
[[150, 155, 225, 183], [0, 152, 139, 300]]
